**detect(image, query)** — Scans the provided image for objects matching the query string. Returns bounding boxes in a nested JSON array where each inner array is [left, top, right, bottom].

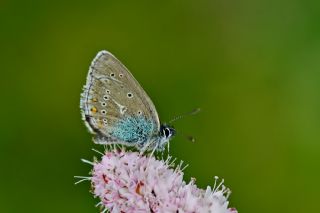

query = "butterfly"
[[80, 50, 175, 151]]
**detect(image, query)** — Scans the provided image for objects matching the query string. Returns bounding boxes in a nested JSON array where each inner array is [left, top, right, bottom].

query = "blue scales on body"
[[110, 116, 155, 145]]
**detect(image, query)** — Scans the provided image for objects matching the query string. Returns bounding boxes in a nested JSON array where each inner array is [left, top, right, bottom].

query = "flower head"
[[88, 149, 237, 213]]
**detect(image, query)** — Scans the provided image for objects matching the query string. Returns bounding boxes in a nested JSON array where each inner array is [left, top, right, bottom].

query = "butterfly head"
[[157, 124, 176, 148]]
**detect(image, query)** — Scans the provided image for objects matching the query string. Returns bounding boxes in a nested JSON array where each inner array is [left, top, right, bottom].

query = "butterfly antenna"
[[168, 108, 201, 124], [175, 129, 196, 143]]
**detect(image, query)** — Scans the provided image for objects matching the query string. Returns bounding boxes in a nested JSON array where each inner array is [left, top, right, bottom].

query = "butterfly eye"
[[164, 128, 171, 138]]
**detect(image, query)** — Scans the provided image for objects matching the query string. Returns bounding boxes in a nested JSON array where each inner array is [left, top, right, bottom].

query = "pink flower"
[[82, 149, 237, 213]]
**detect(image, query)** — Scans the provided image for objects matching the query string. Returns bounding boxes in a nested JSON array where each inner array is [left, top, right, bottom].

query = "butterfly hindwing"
[[80, 50, 160, 145]]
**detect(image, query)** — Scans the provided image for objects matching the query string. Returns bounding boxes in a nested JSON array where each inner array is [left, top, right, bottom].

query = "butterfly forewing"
[[80, 50, 160, 144]]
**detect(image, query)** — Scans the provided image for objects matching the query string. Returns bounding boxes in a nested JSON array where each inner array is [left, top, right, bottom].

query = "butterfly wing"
[[80, 50, 160, 145]]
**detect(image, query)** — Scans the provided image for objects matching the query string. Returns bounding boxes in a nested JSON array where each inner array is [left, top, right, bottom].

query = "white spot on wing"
[[111, 99, 127, 115], [120, 106, 127, 114]]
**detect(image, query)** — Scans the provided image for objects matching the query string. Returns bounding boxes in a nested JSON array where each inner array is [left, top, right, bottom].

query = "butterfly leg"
[[139, 140, 152, 155], [149, 143, 158, 158], [147, 142, 159, 167]]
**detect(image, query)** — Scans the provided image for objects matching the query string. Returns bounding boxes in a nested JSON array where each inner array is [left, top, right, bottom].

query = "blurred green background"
[[1, 0, 320, 212]]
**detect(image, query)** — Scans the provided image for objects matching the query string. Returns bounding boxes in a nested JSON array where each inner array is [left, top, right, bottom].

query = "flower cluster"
[[87, 149, 237, 213]]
